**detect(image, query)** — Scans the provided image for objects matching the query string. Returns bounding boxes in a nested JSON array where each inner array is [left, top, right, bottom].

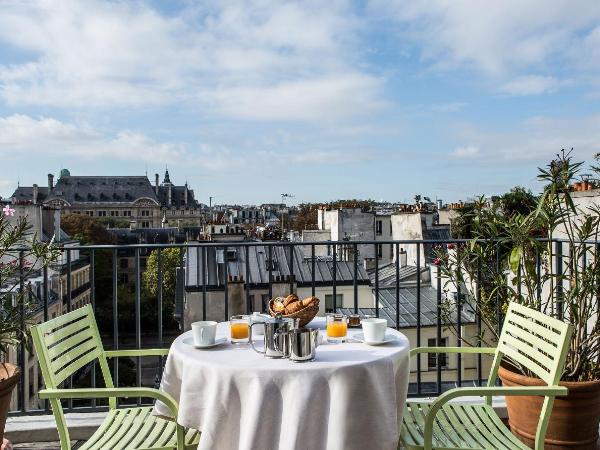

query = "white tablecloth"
[[154, 317, 410, 450]]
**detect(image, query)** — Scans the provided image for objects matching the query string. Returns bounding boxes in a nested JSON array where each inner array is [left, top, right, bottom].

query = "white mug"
[[362, 318, 387, 342], [191, 321, 217, 346]]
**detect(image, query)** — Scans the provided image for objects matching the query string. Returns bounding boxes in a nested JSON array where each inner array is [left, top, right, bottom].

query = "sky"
[[0, 0, 599, 205]]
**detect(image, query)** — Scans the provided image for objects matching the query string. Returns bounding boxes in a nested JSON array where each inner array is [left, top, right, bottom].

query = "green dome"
[[60, 168, 71, 177]]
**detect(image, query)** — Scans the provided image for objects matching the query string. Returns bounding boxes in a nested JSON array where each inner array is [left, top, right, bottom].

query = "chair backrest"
[[490, 302, 572, 386], [487, 302, 573, 450], [30, 305, 114, 449]]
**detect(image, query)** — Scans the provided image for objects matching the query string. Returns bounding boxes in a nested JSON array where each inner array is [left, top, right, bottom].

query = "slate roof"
[[11, 186, 50, 204], [157, 185, 199, 208], [186, 245, 370, 288], [339, 285, 475, 329], [368, 263, 427, 287], [11, 174, 200, 208]]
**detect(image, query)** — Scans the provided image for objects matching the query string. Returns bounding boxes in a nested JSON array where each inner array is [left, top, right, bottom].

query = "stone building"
[[10, 169, 203, 228]]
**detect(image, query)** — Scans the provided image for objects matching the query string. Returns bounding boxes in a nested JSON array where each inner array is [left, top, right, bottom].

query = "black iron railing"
[[6, 238, 580, 416]]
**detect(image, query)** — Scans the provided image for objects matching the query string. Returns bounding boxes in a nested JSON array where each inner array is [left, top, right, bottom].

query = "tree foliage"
[[61, 214, 116, 244], [437, 150, 600, 381], [143, 248, 182, 329]]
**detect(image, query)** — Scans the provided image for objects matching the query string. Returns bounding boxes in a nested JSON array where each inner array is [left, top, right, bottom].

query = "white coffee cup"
[[191, 321, 217, 346], [362, 318, 387, 343]]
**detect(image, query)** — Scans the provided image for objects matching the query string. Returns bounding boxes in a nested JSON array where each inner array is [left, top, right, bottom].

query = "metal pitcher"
[[249, 314, 299, 358], [288, 328, 320, 363]]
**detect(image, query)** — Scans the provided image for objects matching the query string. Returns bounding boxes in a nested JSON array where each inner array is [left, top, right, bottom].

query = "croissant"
[[283, 294, 299, 307], [272, 297, 286, 312], [285, 301, 304, 314], [301, 296, 319, 307]]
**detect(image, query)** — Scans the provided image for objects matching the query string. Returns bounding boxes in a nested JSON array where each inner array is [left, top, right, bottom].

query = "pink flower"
[[447, 243, 456, 250], [2, 205, 15, 216], [433, 257, 442, 266]]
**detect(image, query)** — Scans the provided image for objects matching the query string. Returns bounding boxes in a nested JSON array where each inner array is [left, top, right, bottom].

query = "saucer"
[[183, 336, 228, 349], [354, 332, 398, 346]]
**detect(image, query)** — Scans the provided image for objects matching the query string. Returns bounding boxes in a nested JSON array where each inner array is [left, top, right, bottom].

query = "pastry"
[[272, 297, 285, 312], [285, 301, 304, 314], [282, 294, 299, 307], [301, 296, 319, 307]]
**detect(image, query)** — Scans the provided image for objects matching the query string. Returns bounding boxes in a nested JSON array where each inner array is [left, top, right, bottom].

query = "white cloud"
[[0, 114, 185, 163], [0, 0, 383, 122], [210, 73, 385, 121], [368, 0, 600, 91], [451, 145, 479, 158], [450, 114, 600, 163], [500, 75, 562, 96]]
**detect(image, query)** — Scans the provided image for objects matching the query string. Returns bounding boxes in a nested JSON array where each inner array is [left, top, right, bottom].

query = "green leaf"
[[509, 246, 522, 274]]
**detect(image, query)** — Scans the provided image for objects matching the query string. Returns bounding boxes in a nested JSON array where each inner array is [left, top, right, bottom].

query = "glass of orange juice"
[[326, 314, 348, 343], [230, 315, 249, 344]]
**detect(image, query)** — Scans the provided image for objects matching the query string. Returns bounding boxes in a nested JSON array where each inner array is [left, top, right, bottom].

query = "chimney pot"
[[155, 173, 159, 194], [48, 173, 54, 191], [32, 184, 39, 205]]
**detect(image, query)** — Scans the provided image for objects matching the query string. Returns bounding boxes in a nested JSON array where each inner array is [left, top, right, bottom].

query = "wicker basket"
[[268, 298, 320, 327]]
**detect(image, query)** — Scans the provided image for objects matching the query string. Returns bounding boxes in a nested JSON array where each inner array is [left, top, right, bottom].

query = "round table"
[[154, 317, 410, 450]]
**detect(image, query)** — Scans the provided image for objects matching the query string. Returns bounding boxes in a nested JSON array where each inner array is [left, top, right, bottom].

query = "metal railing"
[[6, 238, 581, 416]]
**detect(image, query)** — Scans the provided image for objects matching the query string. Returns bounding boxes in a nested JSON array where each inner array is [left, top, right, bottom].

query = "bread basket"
[[268, 298, 320, 327]]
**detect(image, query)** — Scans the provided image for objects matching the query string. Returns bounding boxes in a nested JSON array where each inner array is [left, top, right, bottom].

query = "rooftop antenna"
[[280, 194, 294, 237]]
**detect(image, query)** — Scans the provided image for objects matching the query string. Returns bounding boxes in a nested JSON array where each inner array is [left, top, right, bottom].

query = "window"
[[141, 210, 150, 217], [97, 211, 106, 217], [376, 220, 382, 235], [427, 337, 448, 369], [123, 210, 132, 217], [120, 258, 128, 269], [325, 294, 343, 312], [85, 211, 94, 216], [110, 210, 119, 217], [119, 273, 129, 284], [141, 221, 150, 228]]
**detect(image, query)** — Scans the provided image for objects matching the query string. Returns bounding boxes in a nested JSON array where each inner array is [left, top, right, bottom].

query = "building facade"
[[11, 169, 203, 228]]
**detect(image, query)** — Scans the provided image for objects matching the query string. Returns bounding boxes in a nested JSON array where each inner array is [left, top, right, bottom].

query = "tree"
[[98, 217, 131, 229], [498, 186, 537, 218], [289, 203, 318, 231], [60, 214, 114, 332], [143, 248, 182, 329], [60, 214, 116, 245]]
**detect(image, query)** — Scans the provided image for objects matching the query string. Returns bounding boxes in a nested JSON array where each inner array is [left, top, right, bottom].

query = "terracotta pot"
[[582, 181, 589, 191], [574, 182, 582, 191], [0, 363, 20, 444], [499, 365, 600, 449]]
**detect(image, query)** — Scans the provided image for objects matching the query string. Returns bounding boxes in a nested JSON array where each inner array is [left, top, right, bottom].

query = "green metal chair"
[[400, 302, 573, 450], [31, 304, 200, 450]]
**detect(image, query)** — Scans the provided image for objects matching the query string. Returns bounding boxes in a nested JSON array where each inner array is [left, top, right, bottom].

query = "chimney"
[[184, 183, 188, 205], [48, 173, 54, 191], [168, 184, 172, 206], [53, 210, 61, 242], [32, 184, 39, 205], [155, 173, 159, 194]]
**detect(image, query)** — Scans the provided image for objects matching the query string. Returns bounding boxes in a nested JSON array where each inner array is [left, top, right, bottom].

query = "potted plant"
[[435, 150, 600, 449], [0, 204, 58, 445]]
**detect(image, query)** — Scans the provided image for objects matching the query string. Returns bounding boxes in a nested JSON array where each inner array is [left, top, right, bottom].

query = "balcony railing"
[[6, 238, 582, 417]]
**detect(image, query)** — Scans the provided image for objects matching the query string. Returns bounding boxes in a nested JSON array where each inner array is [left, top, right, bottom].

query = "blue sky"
[[0, 0, 599, 205]]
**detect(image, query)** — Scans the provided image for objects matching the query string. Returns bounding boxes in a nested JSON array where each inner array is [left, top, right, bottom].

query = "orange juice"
[[231, 322, 249, 340], [327, 321, 347, 338]]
